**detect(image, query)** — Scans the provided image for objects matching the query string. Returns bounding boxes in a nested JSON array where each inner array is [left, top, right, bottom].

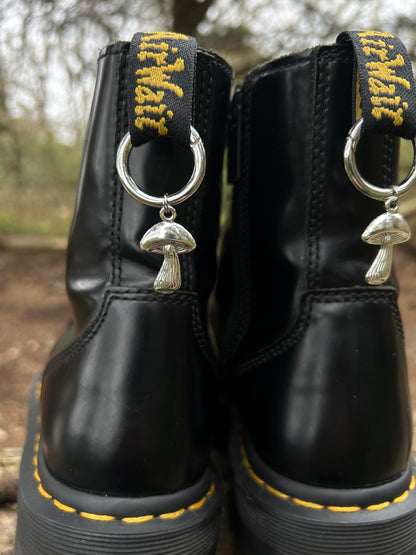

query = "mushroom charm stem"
[[365, 239, 393, 285], [140, 217, 196, 295], [362, 211, 411, 285], [154, 244, 181, 294]]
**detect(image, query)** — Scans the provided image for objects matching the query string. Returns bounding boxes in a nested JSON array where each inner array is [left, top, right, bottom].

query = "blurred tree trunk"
[[172, 0, 215, 36]]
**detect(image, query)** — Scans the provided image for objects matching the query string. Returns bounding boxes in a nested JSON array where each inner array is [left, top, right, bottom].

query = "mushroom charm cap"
[[140, 221, 196, 254], [362, 212, 411, 245]]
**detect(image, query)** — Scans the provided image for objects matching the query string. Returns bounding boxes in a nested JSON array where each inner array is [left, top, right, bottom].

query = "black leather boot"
[[16, 33, 232, 554], [216, 32, 416, 554]]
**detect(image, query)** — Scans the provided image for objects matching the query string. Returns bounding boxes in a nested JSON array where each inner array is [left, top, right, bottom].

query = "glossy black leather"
[[41, 42, 232, 496], [217, 45, 412, 488]]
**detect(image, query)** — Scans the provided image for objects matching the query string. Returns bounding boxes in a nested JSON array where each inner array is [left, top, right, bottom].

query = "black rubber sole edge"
[[229, 429, 416, 555], [15, 377, 223, 554]]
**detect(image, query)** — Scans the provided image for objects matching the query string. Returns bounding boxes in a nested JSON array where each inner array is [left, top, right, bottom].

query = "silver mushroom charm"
[[140, 214, 196, 294], [362, 211, 411, 285]]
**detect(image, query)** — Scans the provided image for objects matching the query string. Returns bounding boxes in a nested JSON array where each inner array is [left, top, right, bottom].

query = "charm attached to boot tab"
[[116, 31, 204, 294], [116, 125, 205, 294], [344, 117, 416, 284], [338, 30, 416, 285]]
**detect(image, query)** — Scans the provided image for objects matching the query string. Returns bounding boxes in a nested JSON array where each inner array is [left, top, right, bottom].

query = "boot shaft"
[[41, 40, 232, 497], [218, 43, 412, 488], [67, 42, 232, 334]]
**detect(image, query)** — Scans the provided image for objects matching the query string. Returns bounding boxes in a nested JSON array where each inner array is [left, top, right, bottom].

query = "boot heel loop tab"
[[126, 31, 198, 148], [337, 30, 416, 139]]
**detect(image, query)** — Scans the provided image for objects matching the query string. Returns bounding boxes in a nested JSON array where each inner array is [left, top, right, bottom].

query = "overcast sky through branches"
[[1, 0, 415, 143]]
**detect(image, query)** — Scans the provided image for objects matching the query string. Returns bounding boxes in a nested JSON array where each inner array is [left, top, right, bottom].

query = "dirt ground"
[[1, 244, 416, 554]]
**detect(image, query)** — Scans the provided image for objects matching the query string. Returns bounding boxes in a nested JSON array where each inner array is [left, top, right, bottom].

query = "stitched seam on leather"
[[44, 289, 197, 373], [198, 50, 232, 78], [239, 436, 415, 512], [186, 60, 209, 289], [115, 51, 126, 284], [110, 50, 125, 285], [189, 60, 217, 365], [225, 84, 252, 360], [98, 43, 129, 61], [383, 134, 395, 187], [181, 57, 207, 289], [31, 419, 215, 522], [191, 303, 215, 366], [235, 289, 402, 375], [308, 50, 331, 290]]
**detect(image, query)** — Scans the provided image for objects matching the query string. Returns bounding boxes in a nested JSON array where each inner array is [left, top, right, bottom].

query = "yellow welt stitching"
[[240, 436, 414, 513], [366, 501, 390, 511], [53, 500, 76, 513], [248, 467, 265, 486], [33, 419, 214, 523], [206, 483, 215, 497], [159, 508, 185, 519], [122, 515, 154, 523], [38, 484, 52, 499], [266, 484, 289, 500], [188, 498, 206, 510], [393, 490, 409, 503], [293, 497, 325, 510], [327, 505, 361, 513], [80, 512, 116, 521]]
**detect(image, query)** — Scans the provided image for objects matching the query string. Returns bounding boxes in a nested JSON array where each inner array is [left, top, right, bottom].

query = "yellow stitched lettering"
[[135, 104, 171, 116], [135, 86, 164, 105], [355, 78, 362, 120], [132, 31, 190, 136], [368, 78, 395, 95], [140, 42, 169, 51], [135, 59, 185, 96], [363, 46, 388, 61], [371, 95, 402, 107], [372, 106, 404, 126], [360, 38, 386, 48], [357, 31, 394, 38], [138, 49, 169, 66], [141, 32, 189, 42], [367, 55, 411, 89], [356, 31, 411, 127], [134, 116, 169, 136]]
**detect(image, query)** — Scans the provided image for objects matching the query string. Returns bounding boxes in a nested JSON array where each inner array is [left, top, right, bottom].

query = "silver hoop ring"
[[344, 118, 416, 201], [116, 126, 206, 207]]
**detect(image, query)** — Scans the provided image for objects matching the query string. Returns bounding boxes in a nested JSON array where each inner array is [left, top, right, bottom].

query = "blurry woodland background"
[[1, 0, 416, 238], [2, 2, 416, 552]]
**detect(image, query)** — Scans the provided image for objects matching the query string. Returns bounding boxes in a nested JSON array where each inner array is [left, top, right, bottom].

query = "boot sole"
[[15, 377, 223, 554], [229, 429, 416, 555]]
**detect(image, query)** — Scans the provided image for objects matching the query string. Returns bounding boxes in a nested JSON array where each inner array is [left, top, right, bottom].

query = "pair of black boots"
[[16, 30, 416, 554]]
